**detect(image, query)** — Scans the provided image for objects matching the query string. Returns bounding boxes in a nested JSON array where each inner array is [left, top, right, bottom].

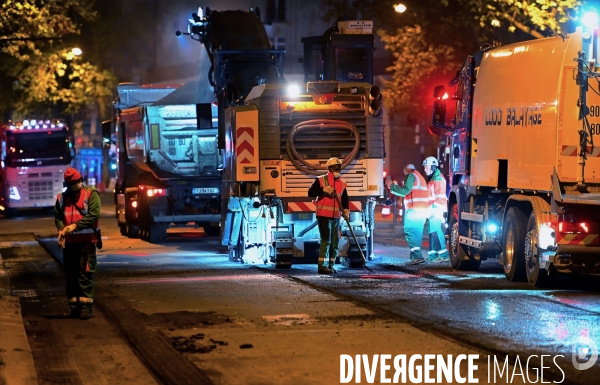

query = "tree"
[[0, 0, 116, 119], [379, 26, 459, 118], [323, 0, 584, 118], [473, 0, 581, 39]]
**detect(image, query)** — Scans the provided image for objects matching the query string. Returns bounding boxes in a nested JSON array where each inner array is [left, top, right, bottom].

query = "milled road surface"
[[1, 198, 599, 385]]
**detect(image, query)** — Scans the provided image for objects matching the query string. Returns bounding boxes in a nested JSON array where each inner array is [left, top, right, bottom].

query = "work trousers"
[[404, 209, 427, 260], [317, 216, 340, 267], [63, 242, 97, 314], [427, 215, 448, 259]]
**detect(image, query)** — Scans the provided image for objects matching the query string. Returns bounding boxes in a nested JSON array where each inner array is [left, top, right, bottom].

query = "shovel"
[[333, 190, 374, 273]]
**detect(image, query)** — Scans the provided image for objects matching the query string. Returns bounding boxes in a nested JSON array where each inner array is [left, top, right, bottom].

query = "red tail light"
[[139, 185, 167, 197], [558, 221, 589, 234]]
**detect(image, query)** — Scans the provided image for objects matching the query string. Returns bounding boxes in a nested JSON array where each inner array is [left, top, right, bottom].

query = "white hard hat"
[[326, 157, 343, 167], [422, 156, 438, 167], [405, 164, 416, 170]]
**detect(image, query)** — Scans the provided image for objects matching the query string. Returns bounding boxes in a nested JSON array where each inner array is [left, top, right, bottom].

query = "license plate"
[[193, 187, 219, 194]]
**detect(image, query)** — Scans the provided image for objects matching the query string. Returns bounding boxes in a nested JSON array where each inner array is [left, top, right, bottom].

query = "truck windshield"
[[335, 48, 368, 82], [5, 130, 72, 167]]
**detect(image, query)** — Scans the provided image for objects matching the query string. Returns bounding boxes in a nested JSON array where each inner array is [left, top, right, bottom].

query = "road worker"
[[422, 157, 450, 262], [308, 157, 350, 274], [385, 164, 429, 264], [55, 167, 101, 320]]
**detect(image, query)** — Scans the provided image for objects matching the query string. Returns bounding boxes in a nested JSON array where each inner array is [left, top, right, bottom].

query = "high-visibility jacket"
[[427, 169, 448, 213], [315, 173, 347, 218], [403, 170, 429, 210], [58, 188, 99, 244]]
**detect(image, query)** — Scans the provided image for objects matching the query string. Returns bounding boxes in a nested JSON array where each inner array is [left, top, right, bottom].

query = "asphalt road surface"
[[1, 196, 599, 385]]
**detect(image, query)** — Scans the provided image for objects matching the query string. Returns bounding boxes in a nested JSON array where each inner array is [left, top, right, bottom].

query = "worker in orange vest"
[[55, 167, 101, 320], [386, 164, 430, 264], [308, 157, 350, 274], [423, 156, 450, 262]]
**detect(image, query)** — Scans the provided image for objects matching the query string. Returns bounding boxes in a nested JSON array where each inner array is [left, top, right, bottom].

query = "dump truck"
[[431, 28, 600, 286], [104, 82, 221, 242], [180, 7, 384, 267]]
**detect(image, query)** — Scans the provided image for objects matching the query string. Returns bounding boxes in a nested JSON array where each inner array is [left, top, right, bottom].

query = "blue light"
[[487, 223, 498, 233], [111, 163, 117, 170]]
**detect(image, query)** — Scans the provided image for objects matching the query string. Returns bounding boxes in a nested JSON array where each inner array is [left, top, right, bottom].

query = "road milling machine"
[[180, 8, 384, 267]]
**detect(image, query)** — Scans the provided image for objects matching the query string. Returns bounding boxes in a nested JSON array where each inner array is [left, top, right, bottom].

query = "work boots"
[[318, 266, 333, 274], [328, 265, 337, 274], [79, 306, 93, 320]]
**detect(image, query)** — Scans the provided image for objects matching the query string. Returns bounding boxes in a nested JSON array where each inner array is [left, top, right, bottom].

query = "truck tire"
[[148, 222, 167, 244], [448, 204, 480, 271], [524, 213, 554, 287], [126, 222, 139, 238], [502, 206, 527, 281]]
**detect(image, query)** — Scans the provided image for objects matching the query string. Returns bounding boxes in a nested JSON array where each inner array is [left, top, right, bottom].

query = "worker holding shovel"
[[308, 157, 350, 274]]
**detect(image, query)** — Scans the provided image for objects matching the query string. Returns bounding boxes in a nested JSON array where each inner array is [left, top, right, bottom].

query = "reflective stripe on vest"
[[58, 188, 98, 243], [427, 174, 447, 212], [315, 173, 347, 218], [404, 170, 429, 210]]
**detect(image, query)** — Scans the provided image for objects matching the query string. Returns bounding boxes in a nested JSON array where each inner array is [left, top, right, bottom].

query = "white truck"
[[1, 120, 74, 216], [432, 28, 600, 286]]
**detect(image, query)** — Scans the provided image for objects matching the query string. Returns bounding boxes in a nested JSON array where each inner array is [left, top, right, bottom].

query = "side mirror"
[[432, 100, 448, 129]]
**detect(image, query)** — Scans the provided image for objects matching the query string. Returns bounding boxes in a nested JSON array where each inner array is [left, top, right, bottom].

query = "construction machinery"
[[103, 81, 221, 242], [180, 7, 384, 267], [432, 27, 600, 286]]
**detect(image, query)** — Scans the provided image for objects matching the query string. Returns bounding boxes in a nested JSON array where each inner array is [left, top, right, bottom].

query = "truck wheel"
[[524, 213, 554, 287], [448, 204, 480, 270], [126, 223, 139, 238], [503, 207, 527, 281], [119, 223, 127, 236], [148, 223, 166, 244]]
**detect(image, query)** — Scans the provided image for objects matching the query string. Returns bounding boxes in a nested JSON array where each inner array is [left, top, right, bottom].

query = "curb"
[[0, 253, 39, 385], [0, 253, 11, 298]]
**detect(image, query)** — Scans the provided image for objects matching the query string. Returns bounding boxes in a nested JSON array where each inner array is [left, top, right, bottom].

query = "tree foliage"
[[473, 0, 581, 39], [324, 0, 584, 118], [379, 26, 459, 117], [0, 0, 116, 118]]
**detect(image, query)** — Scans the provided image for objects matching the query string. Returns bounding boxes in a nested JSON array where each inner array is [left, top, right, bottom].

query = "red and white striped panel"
[[286, 201, 363, 213], [561, 145, 600, 157], [556, 233, 600, 246]]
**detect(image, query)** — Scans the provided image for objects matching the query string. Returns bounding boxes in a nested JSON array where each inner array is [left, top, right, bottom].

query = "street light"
[[394, 3, 407, 13], [71, 47, 82, 56]]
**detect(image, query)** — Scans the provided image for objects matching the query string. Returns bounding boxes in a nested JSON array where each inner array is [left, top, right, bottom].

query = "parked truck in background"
[[181, 7, 384, 267], [432, 28, 600, 286], [1, 119, 74, 216], [103, 82, 221, 243]]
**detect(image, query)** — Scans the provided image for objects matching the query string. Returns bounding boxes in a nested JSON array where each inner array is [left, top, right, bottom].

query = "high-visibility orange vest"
[[405, 170, 429, 210], [428, 170, 448, 212], [315, 173, 347, 218], [58, 188, 99, 244]]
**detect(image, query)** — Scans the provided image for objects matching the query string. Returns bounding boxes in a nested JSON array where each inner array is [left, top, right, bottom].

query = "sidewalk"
[[0, 253, 38, 385]]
